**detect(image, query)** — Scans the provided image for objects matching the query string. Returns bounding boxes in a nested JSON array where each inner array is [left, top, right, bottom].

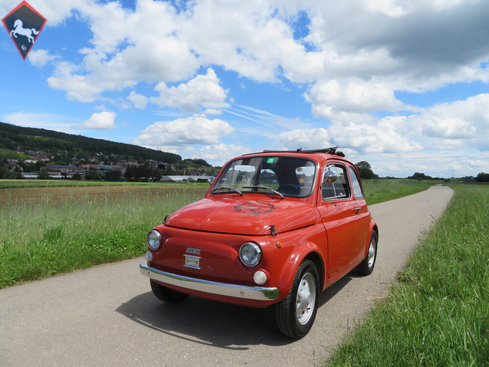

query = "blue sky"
[[1, 0, 489, 177]]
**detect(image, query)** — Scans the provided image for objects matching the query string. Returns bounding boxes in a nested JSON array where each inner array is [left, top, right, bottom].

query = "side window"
[[322, 164, 350, 199], [349, 166, 364, 199]]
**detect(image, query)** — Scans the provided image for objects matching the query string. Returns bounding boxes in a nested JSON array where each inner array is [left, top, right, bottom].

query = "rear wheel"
[[150, 280, 189, 303], [357, 230, 378, 275], [274, 260, 319, 339]]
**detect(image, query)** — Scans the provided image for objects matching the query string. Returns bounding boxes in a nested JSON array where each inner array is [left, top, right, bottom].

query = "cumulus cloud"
[[276, 123, 420, 154], [277, 128, 332, 151], [39, 0, 489, 117], [150, 69, 230, 113], [78, 111, 117, 130], [184, 143, 252, 166], [47, 0, 199, 102], [277, 93, 489, 158], [28, 49, 60, 67], [134, 115, 235, 150], [305, 80, 408, 120], [127, 91, 148, 109]]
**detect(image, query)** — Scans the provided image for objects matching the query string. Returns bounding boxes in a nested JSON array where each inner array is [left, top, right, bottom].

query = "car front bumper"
[[139, 263, 279, 301]]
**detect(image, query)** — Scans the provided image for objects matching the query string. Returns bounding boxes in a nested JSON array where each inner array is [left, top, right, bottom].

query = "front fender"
[[276, 242, 323, 300]]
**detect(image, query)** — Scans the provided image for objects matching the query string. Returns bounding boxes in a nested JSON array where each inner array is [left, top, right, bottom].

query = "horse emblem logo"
[[2, 1, 47, 60]]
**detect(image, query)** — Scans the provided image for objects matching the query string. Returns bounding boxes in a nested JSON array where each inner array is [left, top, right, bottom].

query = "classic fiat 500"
[[140, 147, 378, 338]]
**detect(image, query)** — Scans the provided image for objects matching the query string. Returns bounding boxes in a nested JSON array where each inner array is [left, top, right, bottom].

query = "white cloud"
[[134, 115, 235, 150], [416, 94, 489, 139], [274, 92, 489, 171], [78, 111, 117, 130], [277, 128, 332, 151], [184, 143, 252, 166], [127, 91, 148, 109], [276, 122, 421, 154], [28, 49, 59, 67], [305, 80, 407, 120], [47, 61, 106, 103], [150, 69, 229, 113], [46, 0, 199, 102], [366, 0, 411, 18], [328, 120, 422, 153], [39, 0, 489, 120]]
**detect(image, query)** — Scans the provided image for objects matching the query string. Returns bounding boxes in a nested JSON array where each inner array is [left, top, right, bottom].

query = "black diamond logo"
[[2, 1, 47, 60]]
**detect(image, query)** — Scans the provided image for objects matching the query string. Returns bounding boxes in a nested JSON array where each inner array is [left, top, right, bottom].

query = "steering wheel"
[[277, 184, 302, 195]]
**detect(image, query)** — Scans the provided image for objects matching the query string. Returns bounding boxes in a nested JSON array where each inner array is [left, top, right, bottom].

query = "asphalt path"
[[0, 185, 453, 367]]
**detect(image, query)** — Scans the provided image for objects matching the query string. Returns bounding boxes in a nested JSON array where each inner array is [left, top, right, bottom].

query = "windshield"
[[212, 156, 316, 197]]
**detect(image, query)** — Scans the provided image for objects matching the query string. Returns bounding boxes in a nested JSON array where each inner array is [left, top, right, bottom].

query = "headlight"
[[147, 230, 162, 250], [239, 242, 262, 267]]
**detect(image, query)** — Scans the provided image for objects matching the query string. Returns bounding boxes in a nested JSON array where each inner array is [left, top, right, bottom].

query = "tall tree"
[[355, 161, 378, 179]]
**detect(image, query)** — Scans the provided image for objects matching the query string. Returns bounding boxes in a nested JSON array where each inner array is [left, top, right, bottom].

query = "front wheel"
[[274, 260, 320, 339], [150, 280, 189, 303], [357, 230, 378, 276]]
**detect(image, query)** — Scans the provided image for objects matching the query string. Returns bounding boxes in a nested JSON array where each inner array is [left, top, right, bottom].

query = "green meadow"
[[0, 185, 208, 288], [325, 184, 489, 366]]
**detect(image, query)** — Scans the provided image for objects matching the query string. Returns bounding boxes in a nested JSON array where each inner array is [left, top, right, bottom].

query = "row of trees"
[[76, 165, 163, 182], [123, 165, 162, 181], [476, 172, 489, 182]]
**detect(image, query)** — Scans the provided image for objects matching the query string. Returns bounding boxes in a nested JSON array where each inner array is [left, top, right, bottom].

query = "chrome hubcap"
[[367, 239, 376, 268], [296, 272, 316, 325]]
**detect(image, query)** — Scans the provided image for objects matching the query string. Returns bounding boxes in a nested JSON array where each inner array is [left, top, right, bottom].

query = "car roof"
[[238, 147, 349, 163]]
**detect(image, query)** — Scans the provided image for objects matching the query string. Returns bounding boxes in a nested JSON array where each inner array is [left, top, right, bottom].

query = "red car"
[[140, 147, 378, 338]]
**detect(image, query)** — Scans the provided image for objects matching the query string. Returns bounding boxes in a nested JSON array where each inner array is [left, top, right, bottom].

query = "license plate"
[[184, 255, 200, 269]]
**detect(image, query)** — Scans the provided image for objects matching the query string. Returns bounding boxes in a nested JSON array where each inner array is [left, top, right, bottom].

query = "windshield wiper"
[[243, 185, 284, 199], [211, 186, 243, 196]]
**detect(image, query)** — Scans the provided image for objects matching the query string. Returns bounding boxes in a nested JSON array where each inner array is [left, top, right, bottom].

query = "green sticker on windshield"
[[267, 158, 275, 164]]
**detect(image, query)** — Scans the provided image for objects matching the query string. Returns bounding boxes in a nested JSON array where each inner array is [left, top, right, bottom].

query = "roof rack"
[[256, 146, 345, 157]]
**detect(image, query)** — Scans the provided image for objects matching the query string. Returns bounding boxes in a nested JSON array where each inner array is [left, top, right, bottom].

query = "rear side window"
[[322, 164, 350, 199], [349, 166, 364, 199]]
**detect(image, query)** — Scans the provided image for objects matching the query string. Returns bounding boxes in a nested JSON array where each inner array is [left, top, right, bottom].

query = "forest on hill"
[[0, 121, 181, 163]]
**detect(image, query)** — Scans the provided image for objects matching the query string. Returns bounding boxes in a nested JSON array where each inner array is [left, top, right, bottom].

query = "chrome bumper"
[[139, 263, 278, 301]]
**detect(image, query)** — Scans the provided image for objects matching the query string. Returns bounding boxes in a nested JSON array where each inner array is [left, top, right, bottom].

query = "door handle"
[[353, 207, 362, 213]]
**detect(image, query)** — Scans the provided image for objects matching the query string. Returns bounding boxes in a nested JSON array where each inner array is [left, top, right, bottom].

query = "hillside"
[[0, 121, 181, 163]]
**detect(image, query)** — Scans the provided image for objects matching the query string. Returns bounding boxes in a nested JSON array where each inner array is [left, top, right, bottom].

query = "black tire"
[[274, 260, 320, 339], [357, 230, 378, 276], [150, 280, 189, 303]]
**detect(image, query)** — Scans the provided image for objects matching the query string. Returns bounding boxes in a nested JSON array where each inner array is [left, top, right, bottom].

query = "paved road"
[[0, 185, 453, 367]]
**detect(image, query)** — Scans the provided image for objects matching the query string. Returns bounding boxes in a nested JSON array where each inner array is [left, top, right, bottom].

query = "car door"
[[317, 162, 370, 277]]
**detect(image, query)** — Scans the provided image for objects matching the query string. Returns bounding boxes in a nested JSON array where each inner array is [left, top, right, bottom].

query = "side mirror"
[[322, 170, 337, 186]]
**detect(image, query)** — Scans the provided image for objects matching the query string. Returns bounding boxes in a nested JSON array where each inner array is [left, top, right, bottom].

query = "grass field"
[[325, 183, 489, 366], [0, 179, 435, 288], [362, 179, 439, 205], [0, 185, 209, 288]]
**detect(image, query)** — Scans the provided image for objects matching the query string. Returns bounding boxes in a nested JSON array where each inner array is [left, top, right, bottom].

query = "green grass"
[[362, 179, 440, 205], [0, 186, 208, 288], [325, 184, 489, 367]]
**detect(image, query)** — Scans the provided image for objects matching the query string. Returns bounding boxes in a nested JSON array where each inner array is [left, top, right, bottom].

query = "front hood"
[[165, 197, 317, 235]]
